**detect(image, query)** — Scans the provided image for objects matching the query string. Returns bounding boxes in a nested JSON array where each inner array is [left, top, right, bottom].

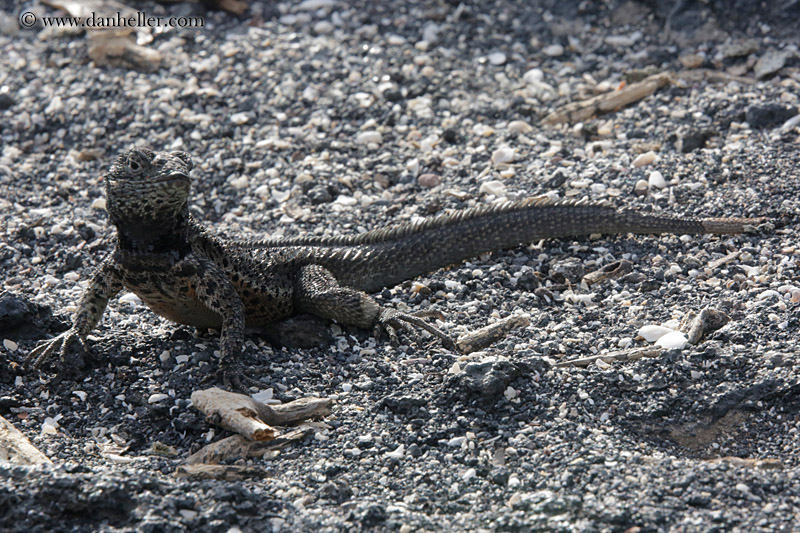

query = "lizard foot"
[[374, 308, 456, 350], [215, 358, 266, 393], [25, 329, 89, 370]]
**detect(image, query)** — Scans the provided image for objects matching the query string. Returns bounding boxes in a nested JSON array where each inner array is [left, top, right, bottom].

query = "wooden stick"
[[0, 415, 52, 465], [191, 387, 331, 441], [542, 73, 672, 125], [456, 315, 530, 354]]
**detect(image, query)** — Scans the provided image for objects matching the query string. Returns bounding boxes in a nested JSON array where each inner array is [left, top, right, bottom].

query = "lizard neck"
[[113, 206, 193, 254]]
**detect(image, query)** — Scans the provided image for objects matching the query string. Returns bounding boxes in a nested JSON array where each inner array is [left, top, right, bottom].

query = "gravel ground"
[[1, 0, 799, 531]]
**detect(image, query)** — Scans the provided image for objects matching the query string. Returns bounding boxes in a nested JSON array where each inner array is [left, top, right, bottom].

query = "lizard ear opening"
[[170, 151, 193, 171]]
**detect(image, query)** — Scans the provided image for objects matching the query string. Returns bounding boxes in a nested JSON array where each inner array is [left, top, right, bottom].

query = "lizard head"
[[105, 148, 194, 240]]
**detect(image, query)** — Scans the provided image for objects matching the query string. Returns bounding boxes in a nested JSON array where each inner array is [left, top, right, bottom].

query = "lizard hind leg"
[[295, 264, 456, 350]]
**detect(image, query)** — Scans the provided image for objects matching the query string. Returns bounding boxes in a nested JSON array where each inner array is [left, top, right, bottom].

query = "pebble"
[[313, 21, 334, 34], [447, 436, 466, 447], [754, 50, 788, 80], [542, 44, 564, 57], [655, 331, 688, 350], [605, 31, 642, 47], [491, 145, 516, 165], [648, 171, 666, 189], [522, 69, 543, 84], [91, 197, 107, 210], [488, 52, 507, 65], [632, 151, 657, 168], [634, 179, 649, 195], [3, 339, 18, 351], [118, 293, 143, 305], [417, 173, 442, 188], [507, 120, 532, 134], [230, 112, 250, 125], [638, 325, 674, 342], [148, 393, 170, 404], [356, 131, 383, 144], [385, 445, 405, 459], [479, 180, 507, 197]]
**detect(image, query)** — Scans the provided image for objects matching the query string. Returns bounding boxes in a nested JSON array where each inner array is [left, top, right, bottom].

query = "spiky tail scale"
[[246, 199, 760, 292]]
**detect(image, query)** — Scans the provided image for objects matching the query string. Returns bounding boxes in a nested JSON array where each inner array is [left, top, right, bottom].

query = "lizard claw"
[[216, 358, 265, 392], [375, 308, 456, 350], [25, 329, 88, 370]]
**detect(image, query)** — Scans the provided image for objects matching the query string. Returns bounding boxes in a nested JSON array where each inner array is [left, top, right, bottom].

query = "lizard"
[[27, 147, 762, 388]]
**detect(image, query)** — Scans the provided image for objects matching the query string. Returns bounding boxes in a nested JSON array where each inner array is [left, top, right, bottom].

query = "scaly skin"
[[28, 148, 762, 388]]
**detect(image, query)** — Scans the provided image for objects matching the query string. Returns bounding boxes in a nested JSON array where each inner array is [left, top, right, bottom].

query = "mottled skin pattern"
[[28, 148, 761, 387]]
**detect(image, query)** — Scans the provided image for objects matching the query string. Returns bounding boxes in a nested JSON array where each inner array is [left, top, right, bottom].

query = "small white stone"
[[488, 51, 507, 65], [638, 325, 674, 342], [341, 383, 352, 393], [252, 388, 274, 403], [479, 180, 507, 197], [491, 145, 516, 165], [504, 386, 518, 400], [118, 293, 142, 305], [41, 417, 59, 435], [148, 393, 169, 404], [159, 351, 171, 363], [91, 197, 106, 210], [422, 22, 439, 43], [448, 436, 466, 447], [230, 112, 250, 125], [356, 130, 382, 144], [73, 390, 87, 401], [605, 31, 642, 47], [523, 68, 544, 84], [656, 331, 688, 350], [176, 355, 189, 364], [387, 34, 407, 46], [634, 179, 649, 194], [648, 171, 666, 189], [179, 510, 198, 521], [104, 453, 136, 464], [543, 44, 564, 57], [507, 120, 532, 134], [462, 468, 477, 481], [295, 0, 336, 11], [229, 176, 249, 189], [690, 370, 703, 379], [632, 151, 657, 168], [313, 20, 334, 34], [385, 444, 405, 459], [3, 339, 18, 351]]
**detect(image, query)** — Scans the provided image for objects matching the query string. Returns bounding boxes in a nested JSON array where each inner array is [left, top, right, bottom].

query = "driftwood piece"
[[191, 387, 331, 441], [681, 307, 730, 345], [542, 69, 756, 126], [42, 0, 163, 70], [582, 260, 634, 286], [543, 73, 672, 125], [185, 425, 322, 465], [557, 346, 663, 367], [0, 415, 52, 465], [88, 29, 163, 71], [175, 463, 269, 481], [456, 315, 530, 354]]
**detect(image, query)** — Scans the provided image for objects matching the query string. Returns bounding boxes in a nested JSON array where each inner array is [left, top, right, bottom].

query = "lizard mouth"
[[150, 172, 190, 183]]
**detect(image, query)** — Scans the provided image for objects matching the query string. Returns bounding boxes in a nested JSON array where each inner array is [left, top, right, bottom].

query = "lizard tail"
[[615, 210, 762, 235], [257, 199, 761, 292]]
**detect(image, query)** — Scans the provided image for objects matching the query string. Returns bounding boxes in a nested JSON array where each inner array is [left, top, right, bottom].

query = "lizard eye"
[[129, 160, 141, 172]]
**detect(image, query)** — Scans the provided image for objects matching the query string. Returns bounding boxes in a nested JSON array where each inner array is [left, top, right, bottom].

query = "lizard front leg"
[[294, 264, 455, 349], [27, 258, 123, 369], [179, 256, 250, 389]]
